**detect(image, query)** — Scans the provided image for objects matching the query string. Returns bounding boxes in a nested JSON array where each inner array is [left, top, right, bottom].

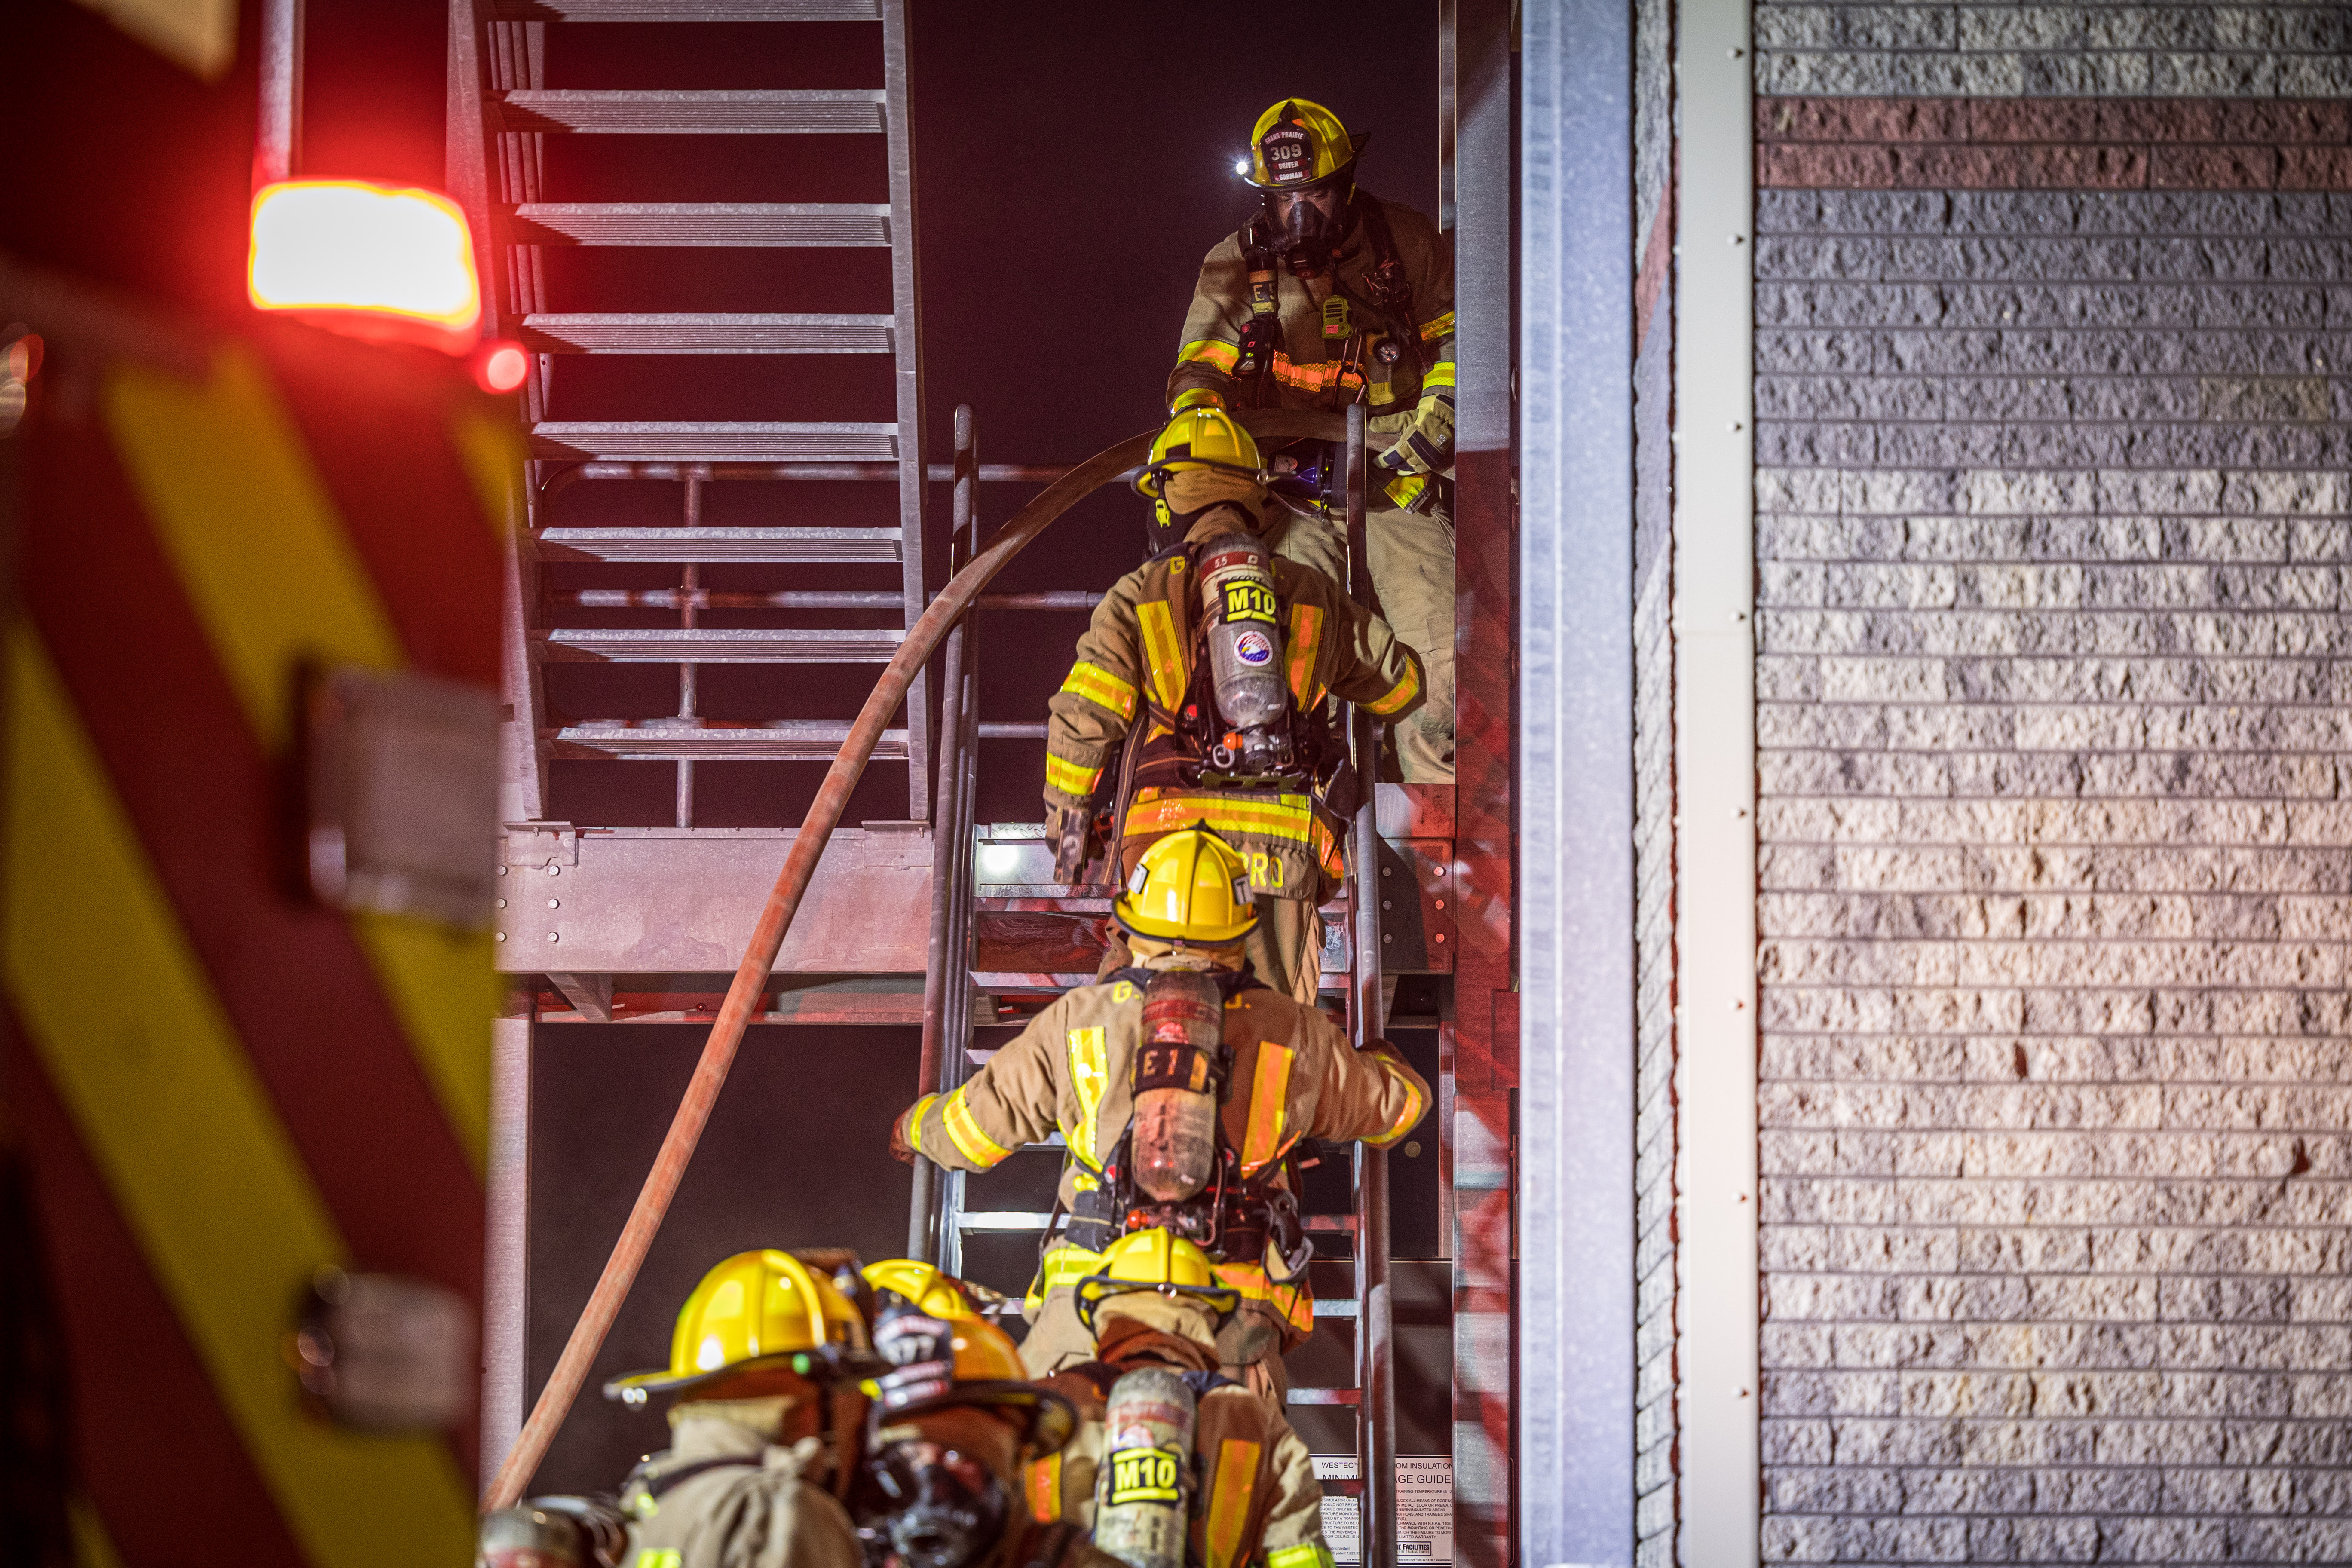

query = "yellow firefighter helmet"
[[604, 1249, 867, 1402], [1074, 1228, 1243, 1331], [867, 1306, 1076, 1456], [861, 1259, 983, 1322], [1244, 98, 1363, 190], [1114, 828, 1259, 943], [1134, 406, 1263, 502]]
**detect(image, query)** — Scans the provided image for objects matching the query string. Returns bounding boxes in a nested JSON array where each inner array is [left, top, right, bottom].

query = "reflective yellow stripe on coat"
[[1181, 338, 1240, 372], [1136, 600, 1185, 711], [1284, 604, 1325, 710], [1419, 311, 1457, 342], [1240, 1043, 1294, 1174], [1204, 1439, 1261, 1568], [1126, 791, 1343, 883], [1060, 660, 1137, 721], [1270, 354, 1363, 397], [1213, 1262, 1315, 1336], [941, 1086, 1011, 1169], [1027, 1242, 1106, 1310], [1026, 1455, 1062, 1522], [1068, 1026, 1109, 1169], [1366, 657, 1421, 717], [1045, 753, 1102, 799], [1365, 1059, 1430, 1148]]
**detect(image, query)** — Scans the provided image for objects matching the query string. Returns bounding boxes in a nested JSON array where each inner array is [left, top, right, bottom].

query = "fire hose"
[[482, 408, 1354, 1508]]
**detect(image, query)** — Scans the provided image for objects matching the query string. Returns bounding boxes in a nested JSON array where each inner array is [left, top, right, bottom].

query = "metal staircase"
[[450, 0, 933, 830], [456, 9, 1434, 1557]]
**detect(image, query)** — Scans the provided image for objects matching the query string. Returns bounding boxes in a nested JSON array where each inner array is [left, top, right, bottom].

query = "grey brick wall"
[[1753, 167, 2352, 1565], [1757, 0, 2352, 97], [1634, 0, 1678, 1559]]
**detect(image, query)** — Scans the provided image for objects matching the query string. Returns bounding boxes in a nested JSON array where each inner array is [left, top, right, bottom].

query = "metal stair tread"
[[539, 526, 903, 563], [490, 88, 887, 135], [537, 628, 906, 663], [505, 202, 891, 247], [527, 422, 900, 462], [493, 0, 881, 18], [550, 720, 907, 761], [519, 312, 895, 354]]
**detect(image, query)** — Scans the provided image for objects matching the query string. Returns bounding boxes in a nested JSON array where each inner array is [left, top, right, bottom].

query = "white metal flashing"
[[1519, 0, 1637, 1562], [1670, 0, 1761, 1554]]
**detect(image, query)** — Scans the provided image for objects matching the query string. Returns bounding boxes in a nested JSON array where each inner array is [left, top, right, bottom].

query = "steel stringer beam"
[[1449, 3, 1519, 1565]]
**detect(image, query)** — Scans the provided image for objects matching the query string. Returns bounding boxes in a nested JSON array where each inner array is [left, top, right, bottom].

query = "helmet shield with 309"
[[1243, 98, 1363, 193]]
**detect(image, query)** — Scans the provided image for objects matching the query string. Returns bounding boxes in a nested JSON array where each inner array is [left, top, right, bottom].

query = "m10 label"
[[1222, 581, 1279, 623]]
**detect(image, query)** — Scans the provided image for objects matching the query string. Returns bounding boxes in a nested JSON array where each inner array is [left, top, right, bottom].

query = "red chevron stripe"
[[17, 403, 483, 1472], [260, 330, 503, 687], [9, 1019, 309, 1568]]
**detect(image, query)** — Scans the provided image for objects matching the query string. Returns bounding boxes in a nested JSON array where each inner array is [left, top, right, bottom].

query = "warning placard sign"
[[1311, 1456, 1453, 1566]]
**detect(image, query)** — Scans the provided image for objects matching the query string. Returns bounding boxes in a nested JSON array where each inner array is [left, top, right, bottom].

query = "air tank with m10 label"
[[1195, 532, 1294, 782]]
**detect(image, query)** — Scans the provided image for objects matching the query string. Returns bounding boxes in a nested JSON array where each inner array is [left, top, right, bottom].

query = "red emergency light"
[[248, 179, 483, 351]]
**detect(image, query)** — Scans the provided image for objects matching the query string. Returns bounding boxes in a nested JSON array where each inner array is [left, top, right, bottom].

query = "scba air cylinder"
[[1131, 969, 1224, 1202], [1092, 1367, 1197, 1568], [1195, 533, 1293, 778]]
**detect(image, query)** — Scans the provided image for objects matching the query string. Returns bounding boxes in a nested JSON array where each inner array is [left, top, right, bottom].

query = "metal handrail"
[[1344, 403, 1398, 1568]]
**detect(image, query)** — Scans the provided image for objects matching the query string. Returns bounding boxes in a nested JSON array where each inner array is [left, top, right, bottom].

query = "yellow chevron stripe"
[[101, 349, 402, 741], [68, 1498, 124, 1568], [5, 629, 473, 1568], [100, 348, 490, 1172], [450, 408, 527, 540], [349, 916, 496, 1171]]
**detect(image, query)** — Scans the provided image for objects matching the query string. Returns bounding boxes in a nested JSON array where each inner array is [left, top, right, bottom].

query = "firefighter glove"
[[1047, 799, 1094, 885], [1374, 384, 1455, 476]]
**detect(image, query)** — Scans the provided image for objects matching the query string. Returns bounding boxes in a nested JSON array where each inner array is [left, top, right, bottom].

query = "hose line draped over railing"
[[482, 407, 1351, 1508]]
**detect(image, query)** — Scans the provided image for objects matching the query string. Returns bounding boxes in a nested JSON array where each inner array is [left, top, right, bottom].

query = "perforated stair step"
[[525, 422, 899, 462], [490, 89, 886, 135], [505, 203, 891, 247], [518, 313, 895, 354], [538, 527, 903, 564], [536, 628, 905, 663]]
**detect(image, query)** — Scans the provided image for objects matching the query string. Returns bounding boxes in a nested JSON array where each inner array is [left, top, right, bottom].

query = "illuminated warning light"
[[249, 181, 482, 351], [473, 340, 530, 394]]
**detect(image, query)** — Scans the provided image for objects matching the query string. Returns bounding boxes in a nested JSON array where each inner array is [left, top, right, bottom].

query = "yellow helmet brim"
[[1073, 1274, 1242, 1333], [1112, 896, 1257, 943], [603, 1350, 811, 1403]]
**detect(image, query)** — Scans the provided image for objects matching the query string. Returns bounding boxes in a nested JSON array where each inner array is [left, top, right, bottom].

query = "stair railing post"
[[1345, 402, 1397, 1568], [909, 405, 977, 1260]]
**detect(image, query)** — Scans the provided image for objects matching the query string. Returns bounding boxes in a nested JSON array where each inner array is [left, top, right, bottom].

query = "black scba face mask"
[[1264, 185, 1350, 273], [865, 1445, 1012, 1568]]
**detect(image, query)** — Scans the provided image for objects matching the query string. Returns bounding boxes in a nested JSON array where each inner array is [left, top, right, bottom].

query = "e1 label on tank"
[[1310, 1456, 1453, 1566]]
